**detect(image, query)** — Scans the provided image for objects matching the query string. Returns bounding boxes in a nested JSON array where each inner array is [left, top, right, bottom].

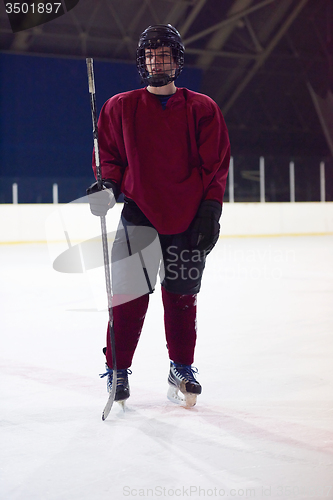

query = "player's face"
[[145, 46, 178, 77]]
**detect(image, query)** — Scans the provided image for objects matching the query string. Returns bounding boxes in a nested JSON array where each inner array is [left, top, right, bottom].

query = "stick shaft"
[[86, 58, 102, 188], [86, 58, 117, 375]]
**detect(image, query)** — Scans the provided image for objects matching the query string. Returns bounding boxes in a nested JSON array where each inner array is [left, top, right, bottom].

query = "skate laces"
[[99, 368, 132, 387], [172, 362, 199, 383]]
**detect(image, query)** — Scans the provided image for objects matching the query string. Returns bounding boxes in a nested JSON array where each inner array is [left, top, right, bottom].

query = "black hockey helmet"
[[136, 24, 185, 87]]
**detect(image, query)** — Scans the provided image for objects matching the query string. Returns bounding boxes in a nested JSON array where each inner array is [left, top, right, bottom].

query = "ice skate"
[[100, 365, 131, 408], [167, 361, 202, 407]]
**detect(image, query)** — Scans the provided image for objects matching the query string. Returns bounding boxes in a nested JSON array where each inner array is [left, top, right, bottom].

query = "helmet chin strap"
[[147, 73, 174, 87]]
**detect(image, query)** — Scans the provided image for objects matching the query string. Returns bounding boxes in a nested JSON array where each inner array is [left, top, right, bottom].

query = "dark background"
[[0, 53, 201, 202], [0, 0, 332, 203]]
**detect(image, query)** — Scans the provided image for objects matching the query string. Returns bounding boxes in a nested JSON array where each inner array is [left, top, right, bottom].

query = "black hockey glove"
[[190, 200, 222, 253], [86, 180, 117, 216]]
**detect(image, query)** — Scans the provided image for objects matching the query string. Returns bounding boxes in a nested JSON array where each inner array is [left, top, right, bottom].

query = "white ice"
[[1, 235, 333, 500]]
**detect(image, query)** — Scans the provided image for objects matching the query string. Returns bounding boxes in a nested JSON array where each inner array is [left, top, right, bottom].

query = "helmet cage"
[[136, 25, 185, 87]]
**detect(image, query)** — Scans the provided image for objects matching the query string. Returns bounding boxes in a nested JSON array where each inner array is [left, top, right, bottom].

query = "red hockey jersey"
[[93, 87, 230, 234]]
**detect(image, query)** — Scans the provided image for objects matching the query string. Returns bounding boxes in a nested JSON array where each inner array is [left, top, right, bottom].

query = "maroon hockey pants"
[[105, 287, 197, 369]]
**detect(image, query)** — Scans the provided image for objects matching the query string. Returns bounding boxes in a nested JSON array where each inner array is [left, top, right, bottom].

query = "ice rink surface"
[[1, 235, 333, 500]]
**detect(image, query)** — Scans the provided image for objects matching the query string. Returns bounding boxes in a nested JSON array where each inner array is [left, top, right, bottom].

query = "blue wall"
[[0, 53, 202, 202]]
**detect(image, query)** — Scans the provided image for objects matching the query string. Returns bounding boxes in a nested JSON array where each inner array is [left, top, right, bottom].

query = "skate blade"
[[167, 385, 197, 408], [117, 399, 127, 411]]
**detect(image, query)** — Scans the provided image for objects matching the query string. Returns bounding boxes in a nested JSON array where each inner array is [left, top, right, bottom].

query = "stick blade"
[[101, 369, 117, 421]]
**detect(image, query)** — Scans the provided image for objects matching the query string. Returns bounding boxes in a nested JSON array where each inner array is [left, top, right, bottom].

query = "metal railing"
[[2, 156, 332, 204]]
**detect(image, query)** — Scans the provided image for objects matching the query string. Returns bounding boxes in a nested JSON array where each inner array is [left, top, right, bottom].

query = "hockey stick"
[[86, 58, 117, 420]]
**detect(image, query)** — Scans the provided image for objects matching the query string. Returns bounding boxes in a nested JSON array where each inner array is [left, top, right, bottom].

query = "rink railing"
[[2, 156, 333, 243], [8, 158, 330, 205], [227, 158, 327, 204]]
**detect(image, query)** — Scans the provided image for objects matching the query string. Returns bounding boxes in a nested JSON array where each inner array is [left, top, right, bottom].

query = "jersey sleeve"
[[92, 96, 127, 191], [196, 99, 230, 204]]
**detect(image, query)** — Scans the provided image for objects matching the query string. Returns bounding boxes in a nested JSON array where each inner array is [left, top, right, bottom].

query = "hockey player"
[[87, 24, 230, 407]]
